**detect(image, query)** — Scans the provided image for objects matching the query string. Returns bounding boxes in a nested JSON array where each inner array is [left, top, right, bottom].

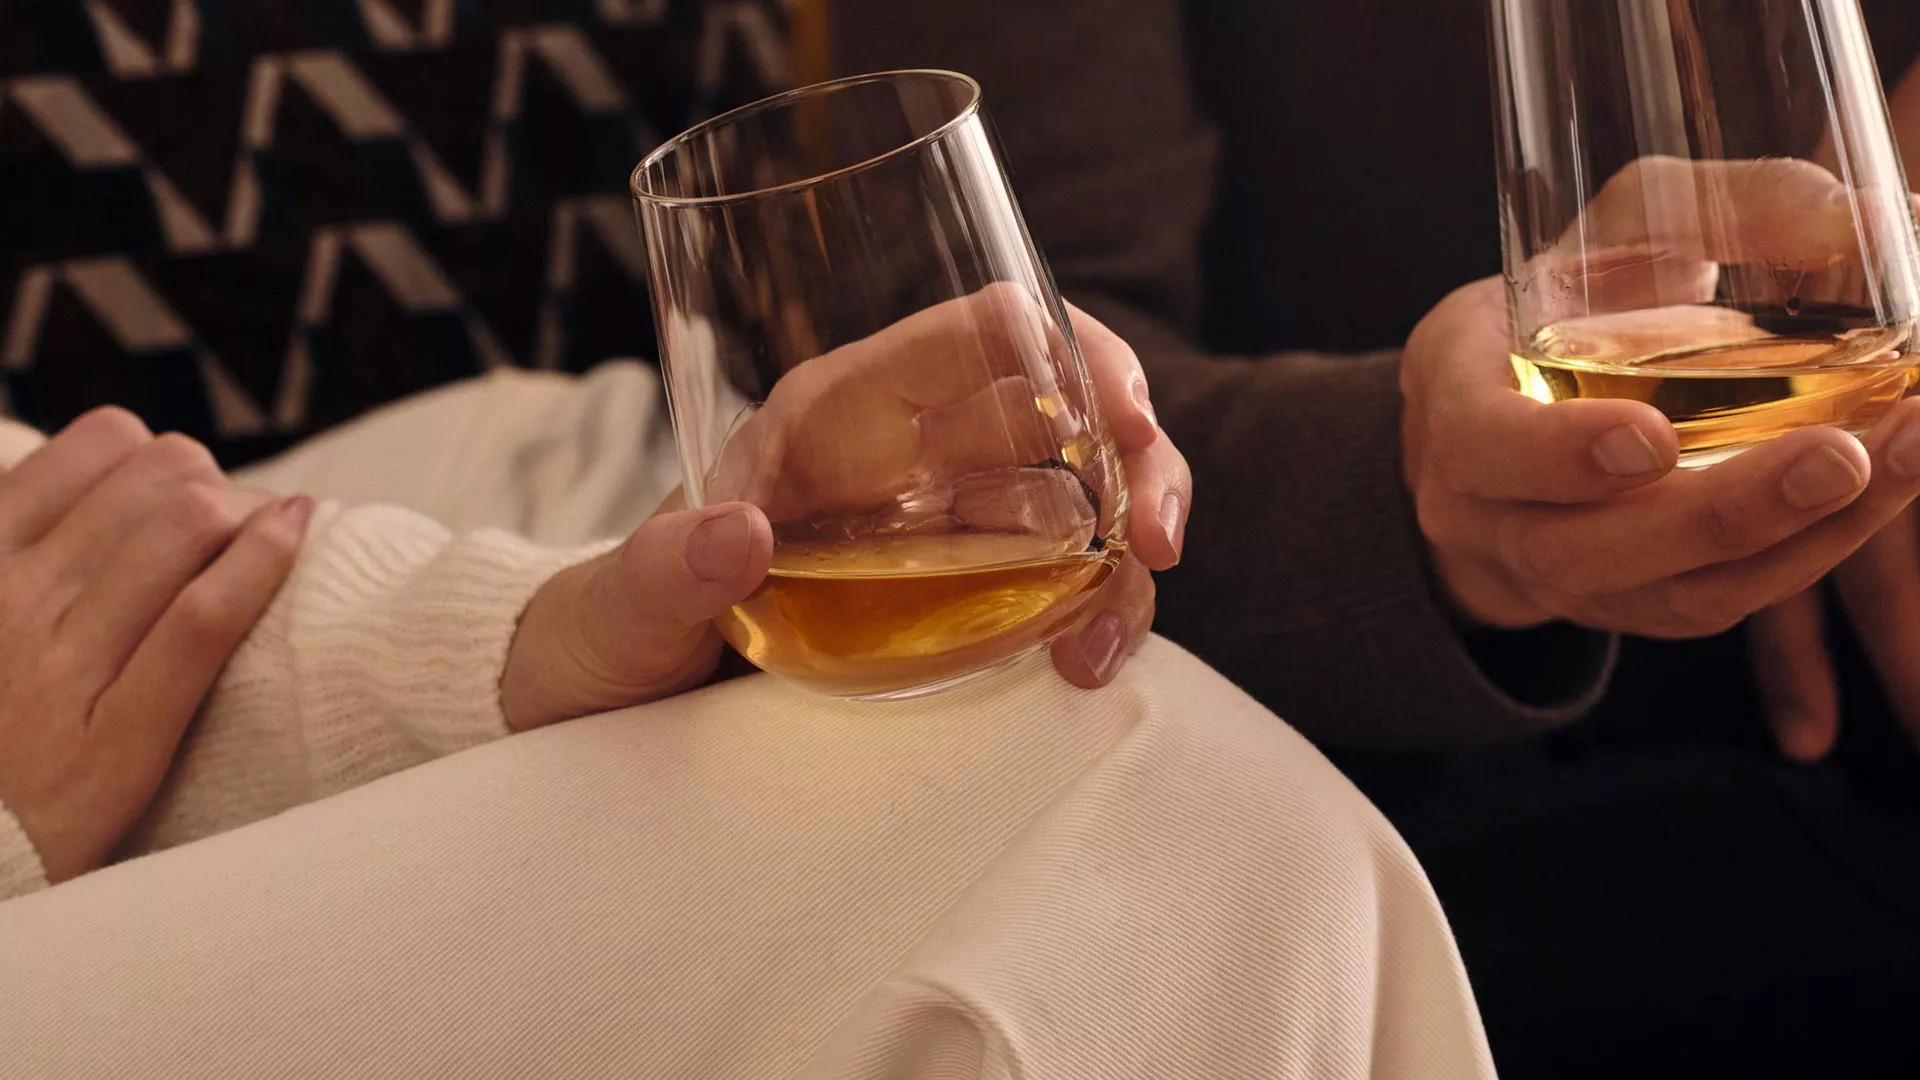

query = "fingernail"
[[1888, 418, 1920, 481], [1158, 492, 1184, 562], [1129, 375, 1157, 427], [1591, 424, 1662, 478], [1782, 446, 1865, 510], [685, 508, 753, 582], [279, 494, 315, 530], [1076, 612, 1127, 682]]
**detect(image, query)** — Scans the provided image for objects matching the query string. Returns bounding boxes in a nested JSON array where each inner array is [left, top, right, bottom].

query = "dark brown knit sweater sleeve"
[[831, 0, 1614, 747]]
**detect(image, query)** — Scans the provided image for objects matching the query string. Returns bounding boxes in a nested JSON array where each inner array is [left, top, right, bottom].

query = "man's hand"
[[1744, 60, 1920, 762], [1405, 278, 1920, 638], [0, 409, 309, 883]]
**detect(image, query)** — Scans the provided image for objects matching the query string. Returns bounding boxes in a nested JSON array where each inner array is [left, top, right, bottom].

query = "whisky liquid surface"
[[1513, 305, 1918, 465], [719, 531, 1123, 699]]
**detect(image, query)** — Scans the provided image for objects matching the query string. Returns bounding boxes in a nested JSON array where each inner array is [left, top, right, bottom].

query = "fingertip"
[[1749, 591, 1841, 763], [681, 503, 773, 588], [1629, 402, 1682, 465], [281, 493, 317, 530], [1441, 393, 1676, 502], [1122, 450, 1189, 571], [1051, 611, 1127, 689], [257, 494, 314, 543], [1108, 373, 1161, 451], [1774, 707, 1840, 763], [1549, 393, 1676, 476], [1587, 417, 1674, 482], [1155, 490, 1185, 569], [228, 496, 313, 576], [1051, 554, 1153, 689], [1872, 394, 1920, 483], [1763, 426, 1872, 512], [605, 503, 775, 637], [1049, 634, 1103, 689]]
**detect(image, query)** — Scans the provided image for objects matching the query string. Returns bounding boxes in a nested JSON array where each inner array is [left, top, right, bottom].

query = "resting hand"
[[0, 409, 308, 883]]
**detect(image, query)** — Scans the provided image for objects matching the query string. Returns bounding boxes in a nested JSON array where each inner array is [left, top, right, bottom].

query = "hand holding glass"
[[633, 71, 1126, 699], [1491, 0, 1920, 466]]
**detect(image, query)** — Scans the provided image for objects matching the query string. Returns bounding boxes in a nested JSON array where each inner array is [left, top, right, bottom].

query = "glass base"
[[1675, 424, 1873, 469], [1675, 444, 1751, 469], [829, 643, 1047, 703]]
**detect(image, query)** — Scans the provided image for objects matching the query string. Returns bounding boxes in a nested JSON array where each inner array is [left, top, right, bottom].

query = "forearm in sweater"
[[116, 502, 614, 859], [0, 418, 611, 896], [1080, 298, 1617, 750]]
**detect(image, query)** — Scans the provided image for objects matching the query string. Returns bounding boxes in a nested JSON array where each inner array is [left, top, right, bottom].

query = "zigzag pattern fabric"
[[0, 0, 790, 465]]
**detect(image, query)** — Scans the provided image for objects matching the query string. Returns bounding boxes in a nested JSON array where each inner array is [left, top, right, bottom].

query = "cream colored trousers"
[[0, 366, 1495, 1079]]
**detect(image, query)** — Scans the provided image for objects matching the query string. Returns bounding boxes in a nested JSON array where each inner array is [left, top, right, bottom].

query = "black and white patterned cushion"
[[0, 0, 790, 466]]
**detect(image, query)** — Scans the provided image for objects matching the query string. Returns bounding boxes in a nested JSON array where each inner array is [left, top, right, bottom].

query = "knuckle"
[[72, 406, 152, 452], [1413, 486, 1461, 548], [1432, 443, 1476, 497], [1494, 515, 1599, 599], [973, 280, 1036, 310], [162, 482, 241, 544], [1696, 490, 1757, 556], [1129, 558, 1157, 605], [1661, 577, 1748, 635], [145, 432, 220, 480], [1422, 407, 1492, 497], [1492, 513, 1546, 581], [970, 281, 1048, 336], [1084, 312, 1141, 372], [170, 585, 239, 641], [36, 640, 76, 684], [1538, 551, 1603, 598]]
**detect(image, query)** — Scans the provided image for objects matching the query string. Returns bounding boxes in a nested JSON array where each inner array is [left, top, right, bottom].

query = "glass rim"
[[629, 69, 984, 209]]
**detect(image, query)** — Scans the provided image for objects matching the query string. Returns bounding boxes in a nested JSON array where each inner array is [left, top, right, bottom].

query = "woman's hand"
[[1047, 303, 1190, 687], [500, 293, 1191, 730], [0, 409, 309, 883]]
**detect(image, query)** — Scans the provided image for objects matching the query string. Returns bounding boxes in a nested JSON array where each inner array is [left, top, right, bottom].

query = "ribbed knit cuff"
[[287, 505, 618, 791], [0, 800, 49, 901]]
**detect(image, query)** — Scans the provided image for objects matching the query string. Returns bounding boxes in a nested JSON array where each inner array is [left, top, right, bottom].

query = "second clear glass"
[[1489, 0, 1920, 466], [632, 70, 1127, 700]]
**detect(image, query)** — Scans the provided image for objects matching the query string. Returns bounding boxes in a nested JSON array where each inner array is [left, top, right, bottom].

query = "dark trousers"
[[1341, 610, 1920, 1080]]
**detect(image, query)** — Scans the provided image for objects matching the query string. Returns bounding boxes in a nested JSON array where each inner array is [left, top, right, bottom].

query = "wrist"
[[501, 559, 603, 733], [501, 554, 727, 732]]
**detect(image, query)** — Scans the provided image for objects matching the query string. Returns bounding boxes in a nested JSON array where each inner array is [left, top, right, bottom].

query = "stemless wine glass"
[[632, 70, 1127, 701], [1490, 0, 1920, 466]]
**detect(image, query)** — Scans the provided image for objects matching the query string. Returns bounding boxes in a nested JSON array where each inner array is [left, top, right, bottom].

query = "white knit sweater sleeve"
[[0, 492, 616, 899]]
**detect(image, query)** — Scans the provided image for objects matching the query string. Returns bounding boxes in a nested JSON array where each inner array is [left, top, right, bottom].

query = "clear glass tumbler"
[[1490, 0, 1920, 466], [632, 70, 1127, 699]]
